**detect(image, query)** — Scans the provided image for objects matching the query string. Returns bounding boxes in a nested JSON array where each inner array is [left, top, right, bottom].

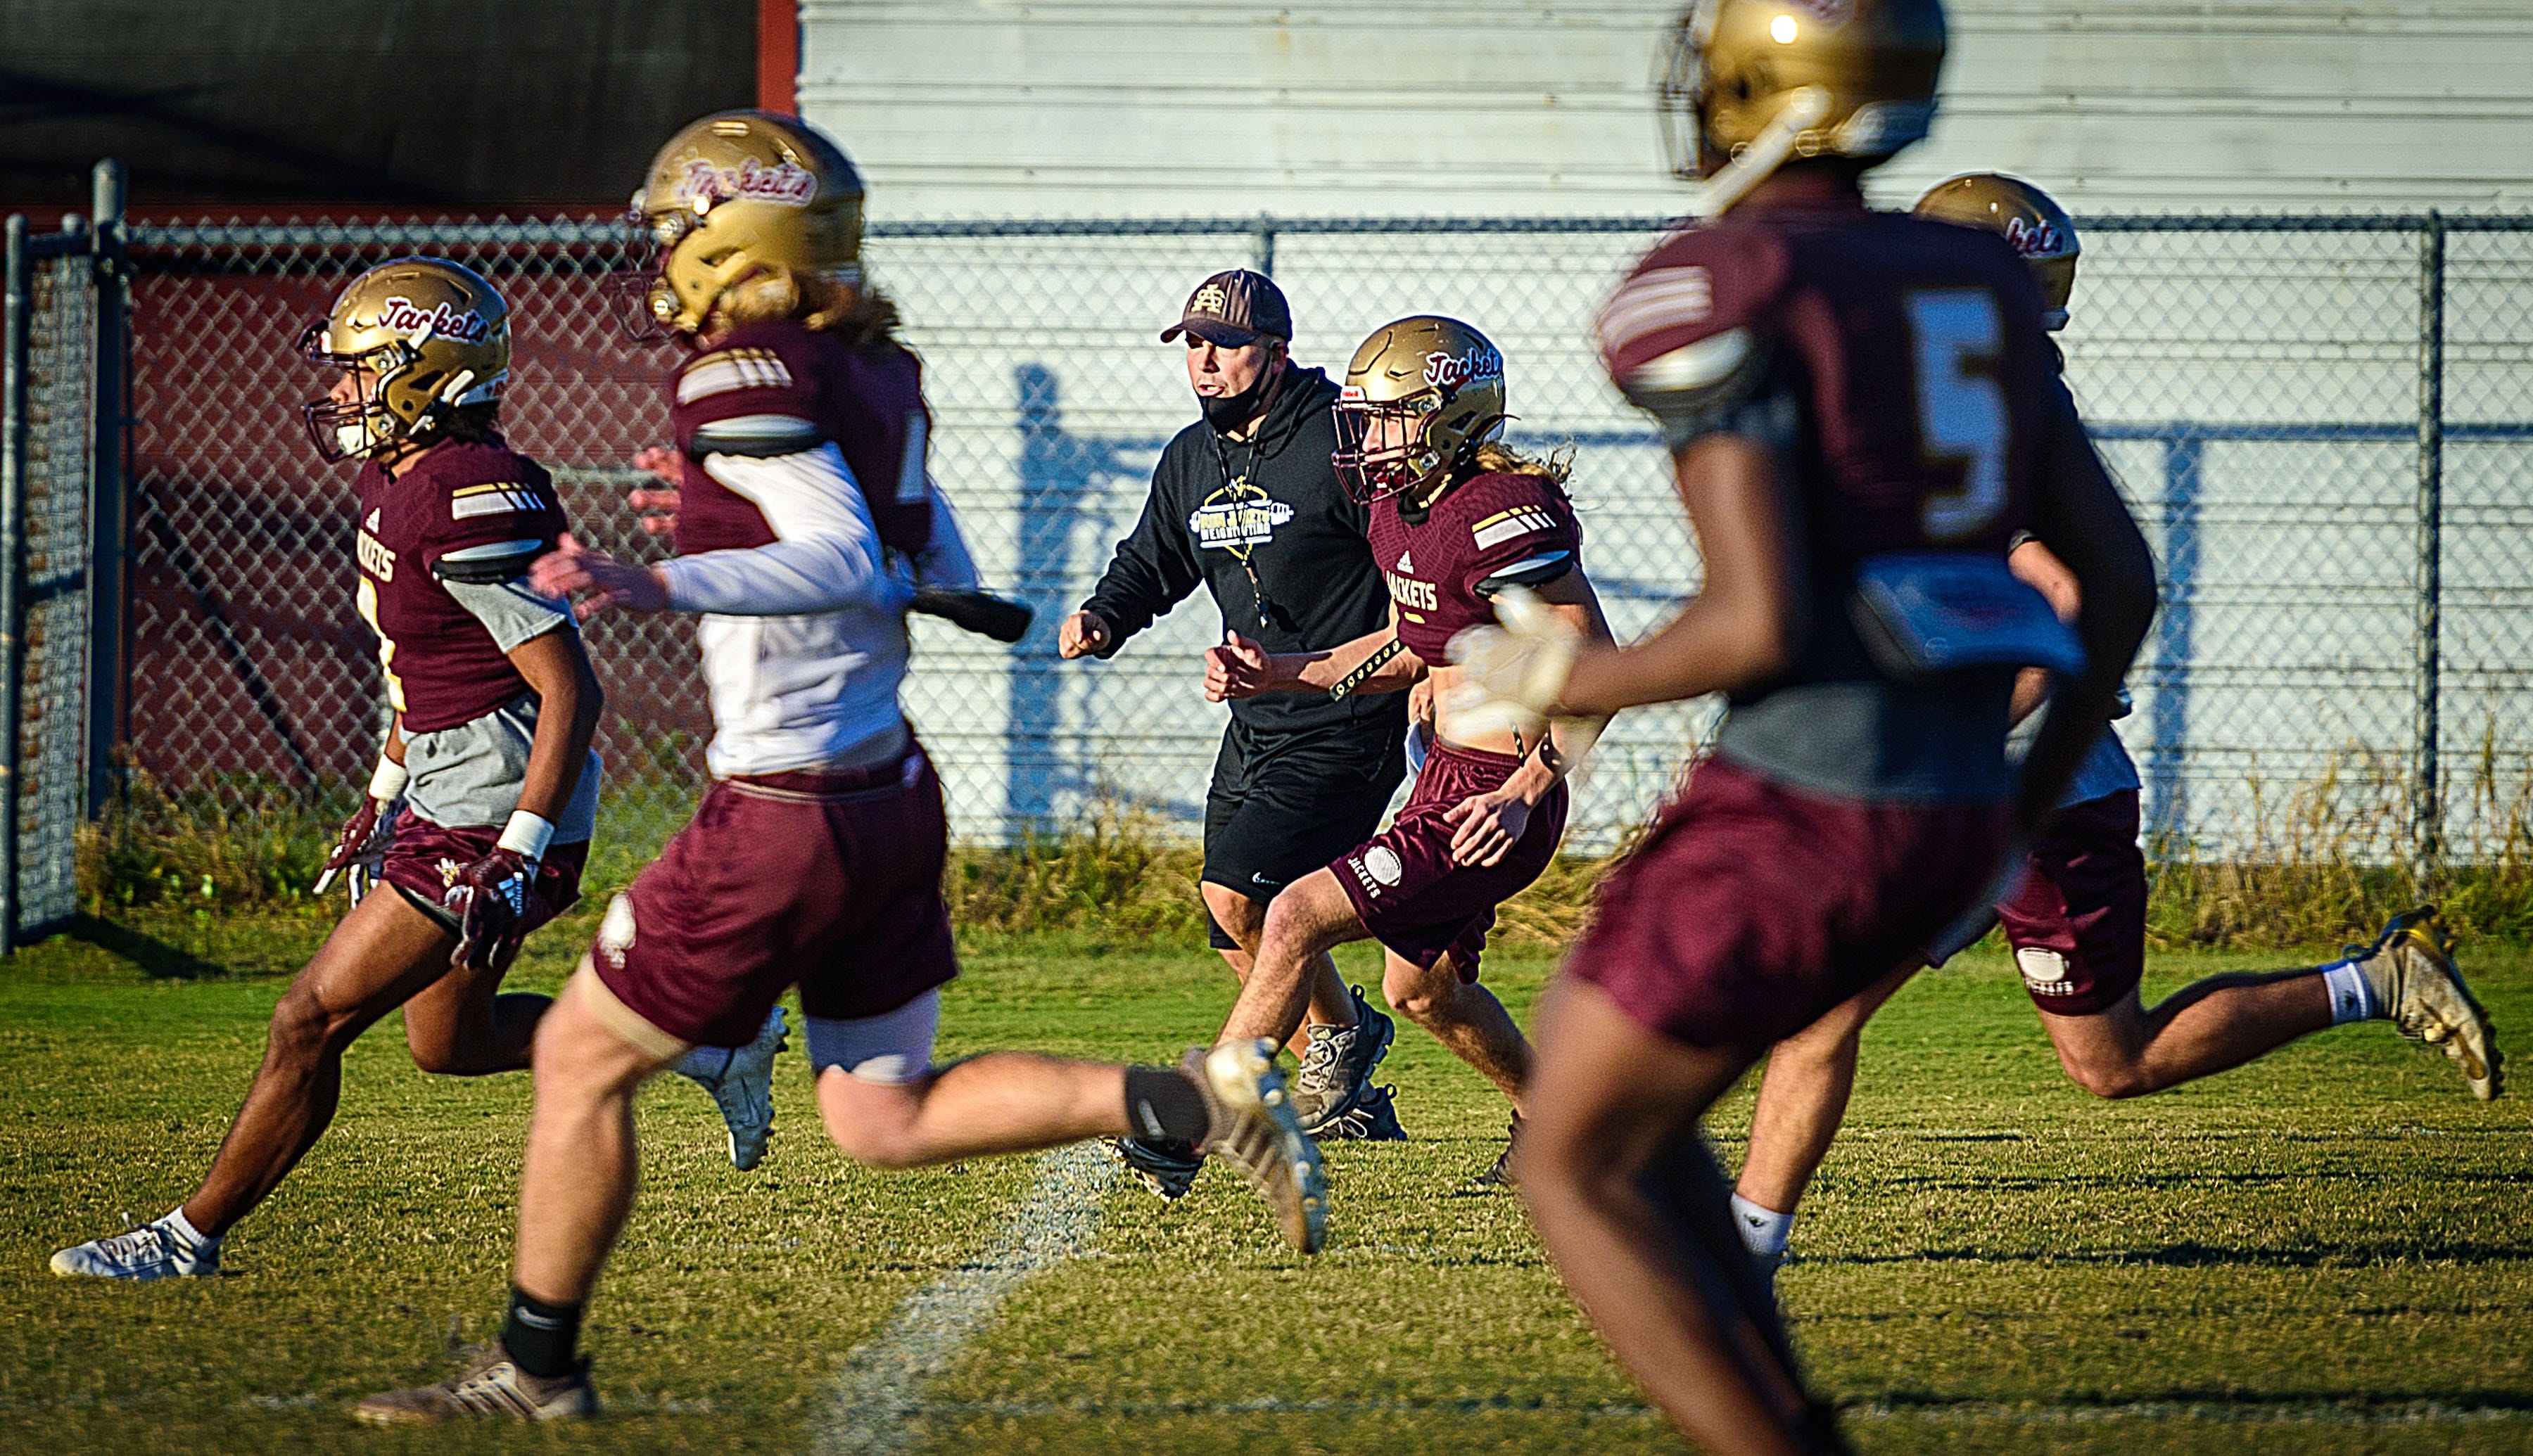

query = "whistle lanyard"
[[1212, 432, 1274, 634]]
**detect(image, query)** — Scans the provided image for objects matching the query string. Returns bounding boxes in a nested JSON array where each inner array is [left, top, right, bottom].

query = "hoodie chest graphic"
[[1186, 477, 1295, 560]]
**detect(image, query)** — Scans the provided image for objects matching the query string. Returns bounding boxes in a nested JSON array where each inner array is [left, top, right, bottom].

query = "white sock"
[[675, 1045, 735, 1083], [1729, 1192, 1794, 1263], [2320, 959, 2380, 1025], [162, 1208, 216, 1248]]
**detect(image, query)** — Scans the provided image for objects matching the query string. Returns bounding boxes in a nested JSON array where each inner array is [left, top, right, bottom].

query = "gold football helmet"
[[628, 110, 865, 337], [299, 257, 509, 462], [1660, 0, 1948, 217], [1333, 316, 1509, 506], [1915, 172, 2080, 328]]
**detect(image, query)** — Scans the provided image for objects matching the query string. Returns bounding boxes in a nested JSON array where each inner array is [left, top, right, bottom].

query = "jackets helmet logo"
[[374, 296, 490, 345], [1423, 343, 1504, 392], [2001, 215, 2066, 258], [674, 157, 818, 210], [1786, 0, 1857, 26]]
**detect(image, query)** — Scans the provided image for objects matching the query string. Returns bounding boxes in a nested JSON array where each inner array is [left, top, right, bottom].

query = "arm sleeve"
[[1077, 473, 1205, 654], [442, 577, 572, 653], [656, 445, 913, 616]]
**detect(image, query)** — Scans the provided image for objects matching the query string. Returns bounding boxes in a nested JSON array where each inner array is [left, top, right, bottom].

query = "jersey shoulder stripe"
[[450, 482, 550, 520], [677, 347, 795, 405], [1595, 264, 1715, 359], [1470, 505, 1561, 552]]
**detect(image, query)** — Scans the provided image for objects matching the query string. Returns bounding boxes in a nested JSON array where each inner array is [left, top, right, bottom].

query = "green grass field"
[[2, 908, 2528, 1455]]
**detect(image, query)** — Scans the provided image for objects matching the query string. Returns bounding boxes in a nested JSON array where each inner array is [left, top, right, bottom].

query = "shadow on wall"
[[1009, 362, 1146, 829]]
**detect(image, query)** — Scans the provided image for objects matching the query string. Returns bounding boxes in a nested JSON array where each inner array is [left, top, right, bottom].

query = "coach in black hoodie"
[[1060, 269, 1404, 1151]]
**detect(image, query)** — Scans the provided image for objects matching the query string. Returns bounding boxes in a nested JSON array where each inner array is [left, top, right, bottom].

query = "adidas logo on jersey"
[[1395, 549, 1414, 573], [364, 508, 381, 531]]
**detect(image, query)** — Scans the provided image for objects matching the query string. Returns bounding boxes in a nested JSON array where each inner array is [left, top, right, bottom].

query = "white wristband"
[[367, 758, 410, 803], [497, 810, 555, 862]]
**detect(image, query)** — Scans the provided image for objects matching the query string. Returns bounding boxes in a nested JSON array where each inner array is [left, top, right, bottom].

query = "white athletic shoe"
[[2351, 906, 2502, 1099], [51, 1215, 220, 1280], [679, 1007, 789, 1170]]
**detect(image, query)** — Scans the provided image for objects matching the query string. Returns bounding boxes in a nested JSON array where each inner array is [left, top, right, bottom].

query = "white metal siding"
[[801, 1, 2533, 217]]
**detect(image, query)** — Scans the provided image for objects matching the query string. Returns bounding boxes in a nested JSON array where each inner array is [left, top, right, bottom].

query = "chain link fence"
[[6, 195, 2530, 925], [1, 214, 99, 946]]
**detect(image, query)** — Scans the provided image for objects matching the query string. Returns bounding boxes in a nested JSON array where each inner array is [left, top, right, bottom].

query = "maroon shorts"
[[1995, 789, 2147, 1016], [1331, 740, 1567, 982], [593, 742, 959, 1049], [1568, 757, 2013, 1049], [383, 817, 587, 940]]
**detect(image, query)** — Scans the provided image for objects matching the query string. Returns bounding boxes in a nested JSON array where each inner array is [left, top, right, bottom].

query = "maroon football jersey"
[[1368, 471, 1583, 666], [1598, 172, 2060, 577], [1595, 171, 2075, 800], [668, 318, 934, 558], [354, 439, 569, 734]]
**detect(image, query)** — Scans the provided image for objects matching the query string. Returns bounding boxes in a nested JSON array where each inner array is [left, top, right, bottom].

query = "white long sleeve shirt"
[[659, 444, 971, 777]]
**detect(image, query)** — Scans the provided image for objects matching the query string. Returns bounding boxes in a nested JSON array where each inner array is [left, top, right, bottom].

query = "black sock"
[[1124, 1065, 1213, 1144], [500, 1286, 584, 1379]]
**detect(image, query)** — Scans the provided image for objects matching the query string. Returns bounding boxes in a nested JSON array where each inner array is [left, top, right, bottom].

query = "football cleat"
[[50, 1215, 220, 1281], [353, 1348, 597, 1424], [1191, 1040, 1329, 1255], [1292, 986, 1398, 1135], [1467, 1112, 1524, 1190], [2348, 906, 2502, 1099], [678, 1006, 789, 1170], [1109, 1136, 1204, 1201]]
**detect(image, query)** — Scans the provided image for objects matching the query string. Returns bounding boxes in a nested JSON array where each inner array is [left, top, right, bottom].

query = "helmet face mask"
[[1333, 391, 1449, 506], [623, 111, 866, 340], [1333, 317, 1509, 507], [298, 332, 414, 461], [298, 258, 509, 464]]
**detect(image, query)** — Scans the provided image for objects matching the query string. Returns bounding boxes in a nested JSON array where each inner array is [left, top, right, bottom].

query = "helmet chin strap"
[[1687, 86, 1833, 220]]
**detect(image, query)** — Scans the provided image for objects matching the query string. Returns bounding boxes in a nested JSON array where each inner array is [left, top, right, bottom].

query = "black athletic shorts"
[[1202, 715, 1407, 950]]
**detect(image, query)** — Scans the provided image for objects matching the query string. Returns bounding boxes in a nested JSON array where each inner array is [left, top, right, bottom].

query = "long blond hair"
[[713, 267, 903, 348], [1467, 439, 1573, 486]]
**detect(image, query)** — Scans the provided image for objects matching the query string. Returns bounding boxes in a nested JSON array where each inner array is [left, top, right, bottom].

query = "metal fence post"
[[2413, 211, 2446, 888], [1, 215, 27, 954], [1252, 214, 1276, 278], [88, 160, 128, 819]]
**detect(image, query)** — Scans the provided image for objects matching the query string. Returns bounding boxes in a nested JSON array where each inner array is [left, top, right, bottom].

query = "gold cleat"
[[1190, 1040, 1330, 1254], [2350, 906, 2503, 1100]]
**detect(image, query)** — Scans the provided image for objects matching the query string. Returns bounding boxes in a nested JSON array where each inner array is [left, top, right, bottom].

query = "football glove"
[[1444, 585, 1580, 741], [315, 796, 402, 904], [444, 848, 539, 971]]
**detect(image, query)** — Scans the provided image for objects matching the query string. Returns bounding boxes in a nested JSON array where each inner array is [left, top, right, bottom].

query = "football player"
[[355, 113, 1326, 1424], [1722, 172, 2504, 1282], [1202, 315, 1613, 1185], [50, 258, 623, 1279], [1450, 1, 2160, 1448]]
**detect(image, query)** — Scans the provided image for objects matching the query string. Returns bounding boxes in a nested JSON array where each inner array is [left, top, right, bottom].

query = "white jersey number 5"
[[1907, 289, 2008, 542]]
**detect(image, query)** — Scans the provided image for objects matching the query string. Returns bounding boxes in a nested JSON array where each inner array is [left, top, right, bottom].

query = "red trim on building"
[[758, 0, 799, 114]]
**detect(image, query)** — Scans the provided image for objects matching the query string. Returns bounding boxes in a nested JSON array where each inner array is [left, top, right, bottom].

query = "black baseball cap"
[[1160, 269, 1291, 347]]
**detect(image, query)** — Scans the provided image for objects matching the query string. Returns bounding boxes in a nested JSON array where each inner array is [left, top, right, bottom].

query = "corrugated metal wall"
[[798, 0, 2533, 217]]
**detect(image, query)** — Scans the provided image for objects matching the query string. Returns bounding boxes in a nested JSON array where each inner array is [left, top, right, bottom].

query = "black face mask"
[[1201, 357, 1281, 433]]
